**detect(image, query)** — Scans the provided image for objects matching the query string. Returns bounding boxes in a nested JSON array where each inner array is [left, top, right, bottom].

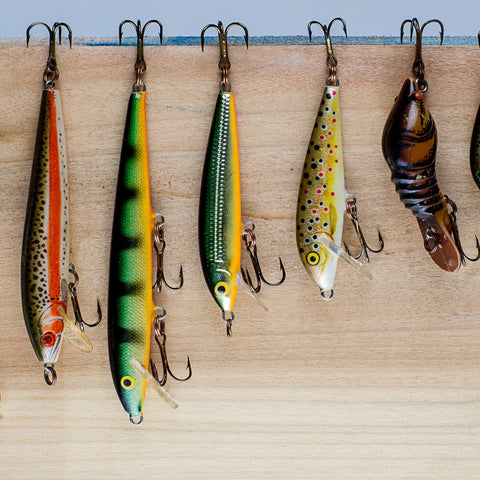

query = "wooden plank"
[[0, 45, 479, 480]]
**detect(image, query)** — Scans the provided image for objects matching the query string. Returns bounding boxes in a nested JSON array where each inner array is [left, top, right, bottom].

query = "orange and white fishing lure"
[[21, 23, 100, 385]]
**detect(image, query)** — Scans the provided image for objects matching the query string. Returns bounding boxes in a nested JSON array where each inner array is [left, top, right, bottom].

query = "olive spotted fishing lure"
[[296, 18, 383, 299], [108, 20, 191, 425], [383, 19, 480, 272], [470, 32, 480, 189], [22, 23, 101, 386], [199, 21, 286, 335]]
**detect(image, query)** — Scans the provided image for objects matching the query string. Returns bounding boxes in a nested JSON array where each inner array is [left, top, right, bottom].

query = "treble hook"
[[308, 18, 347, 86], [119, 19, 163, 91], [344, 196, 384, 262], [400, 18, 444, 92], [444, 196, 480, 265], [68, 263, 102, 332], [241, 223, 286, 293], [201, 21, 249, 92], [149, 308, 192, 386], [153, 214, 183, 292], [26, 22, 72, 87]]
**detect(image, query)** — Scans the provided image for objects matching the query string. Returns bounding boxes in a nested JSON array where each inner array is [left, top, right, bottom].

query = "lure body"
[[199, 91, 242, 316], [382, 78, 461, 272], [21, 88, 69, 367], [296, 85, 347, 295], [470, 105, 480, 189], [109, 91, 155, 422]]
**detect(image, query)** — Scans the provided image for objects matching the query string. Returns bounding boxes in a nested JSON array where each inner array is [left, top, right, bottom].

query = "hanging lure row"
[[22, 22, 101, 386], [199, 21, 285, 336], [17, 18, 480, 424], [296, 18, 383, 299], [108, 20, 191, 425], [383, 18, 480, 272]]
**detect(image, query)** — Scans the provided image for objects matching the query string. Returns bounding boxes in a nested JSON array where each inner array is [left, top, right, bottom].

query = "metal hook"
[[68, 263, 102, 332], [400, 18, 444, 92], [343, 196, 384, 262], [153, 215, 183, 292], [444, 196, 480, 265], [26, 22, 72, 87], [150, 308, 192, 386], [200, 21, 249, 92], [119, 19, 163, 91], [240, 223, 286, 293], [308, 18, 347, 86]]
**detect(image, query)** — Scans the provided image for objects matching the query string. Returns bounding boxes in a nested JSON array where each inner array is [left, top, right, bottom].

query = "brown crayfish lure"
[[382, 18, 480, 272]]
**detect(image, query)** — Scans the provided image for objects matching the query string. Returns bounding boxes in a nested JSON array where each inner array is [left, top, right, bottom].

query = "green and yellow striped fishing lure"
[[109, 89, 155, 424], [109, 20, 190, 424]]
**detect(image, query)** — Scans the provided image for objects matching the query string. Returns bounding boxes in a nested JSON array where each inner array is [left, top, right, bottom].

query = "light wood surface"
[[0, 44, 479, 479]]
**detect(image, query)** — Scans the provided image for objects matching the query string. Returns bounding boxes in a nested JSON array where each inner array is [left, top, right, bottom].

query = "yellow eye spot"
[[121, 375, 136, 390], [306, 252, 320, 266], [214, 282, 229, 296]]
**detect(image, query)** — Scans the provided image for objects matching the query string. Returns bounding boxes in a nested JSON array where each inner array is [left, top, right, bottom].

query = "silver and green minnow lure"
[[199, 21, 285, 336], [296, 19, 383, 300], [108, 20, 191, 425], [22, 22, 101, 386]]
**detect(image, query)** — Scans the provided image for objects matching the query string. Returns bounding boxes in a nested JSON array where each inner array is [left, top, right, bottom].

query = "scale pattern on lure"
[[199, 91, 242, 318], [109, 90, 156, 423], [296, 85, 346, 295], [22, 87, 69, 366]]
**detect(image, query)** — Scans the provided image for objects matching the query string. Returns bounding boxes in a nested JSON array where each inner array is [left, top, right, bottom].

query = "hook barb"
[[343, 196, 384, 262], [200, 21, 248, 91], [153, 215, 184, 292], [444, 196, 480, 265], [26, 22, 72, 86], [241, 223, 286, 293], [119, 19, 163, 90], [308, 18, 347, 85], [400, 18, 444, 91], [150, 308, 192, 386], [68, 263, 102, 331]]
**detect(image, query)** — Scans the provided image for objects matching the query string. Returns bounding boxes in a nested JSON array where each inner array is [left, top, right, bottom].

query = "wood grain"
[[0, 45, 479, 480]]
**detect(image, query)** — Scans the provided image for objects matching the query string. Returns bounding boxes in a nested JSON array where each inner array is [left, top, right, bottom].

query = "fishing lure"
[[22, 23, 101, 386], [470, 32, 480, 188], [199, 21, 285, 336], [382, 18, 480, 272], [296, 18, 383, 299], [108, 20, 191, 425]]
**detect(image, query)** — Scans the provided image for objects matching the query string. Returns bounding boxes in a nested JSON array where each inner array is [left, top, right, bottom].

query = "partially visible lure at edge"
[[470, 32, 480, 189]]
